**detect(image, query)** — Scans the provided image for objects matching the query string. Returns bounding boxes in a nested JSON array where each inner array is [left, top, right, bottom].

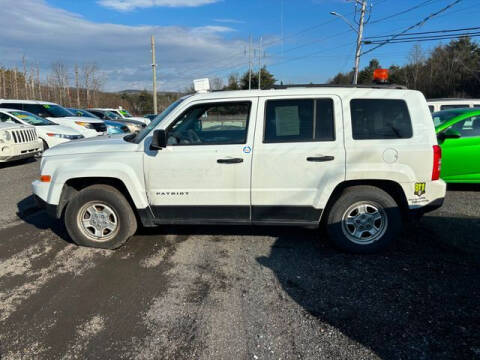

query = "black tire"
[[326, 185, 401, 254], [65, 185, 137, 249]]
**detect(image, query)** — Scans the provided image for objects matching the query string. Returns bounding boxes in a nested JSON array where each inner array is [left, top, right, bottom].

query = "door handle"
[[217, 158, 244, 164], [306, 156, 335, 162]]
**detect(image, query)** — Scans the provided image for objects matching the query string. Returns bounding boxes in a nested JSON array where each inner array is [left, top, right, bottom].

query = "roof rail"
[[271, 83, 407, 90]]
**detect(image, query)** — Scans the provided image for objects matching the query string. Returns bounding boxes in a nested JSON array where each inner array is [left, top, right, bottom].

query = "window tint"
[[449, 116, 480, 138], [0, 103, 23, 110], [350, 99, 413, 140], [440, 104, 469, 110], [428, 105, 434, 113], [168, 102, 250, 145], [264, 98, 335, 143]]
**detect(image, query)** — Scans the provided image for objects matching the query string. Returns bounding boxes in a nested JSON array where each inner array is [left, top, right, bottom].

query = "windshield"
[[23, 103, 74, 118], [128, 98, 186, 143], [10, 111, 55, 125], [69, 108, 99, 118], [118, 109, 132, 117], [432, 110, 468, 127], [106, 111, 121, 120]]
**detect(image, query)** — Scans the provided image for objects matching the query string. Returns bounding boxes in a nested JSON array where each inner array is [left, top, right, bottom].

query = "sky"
[[1, 0, 479, 92]]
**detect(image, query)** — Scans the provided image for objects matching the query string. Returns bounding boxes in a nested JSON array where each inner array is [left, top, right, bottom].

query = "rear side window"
[[428, 105, 434, 113], [350, 99, 413, 140], [264, 98, 335, 143]]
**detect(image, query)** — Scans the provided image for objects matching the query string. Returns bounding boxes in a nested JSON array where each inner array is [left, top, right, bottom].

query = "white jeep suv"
[[33, 86, 446, 253], [0, 122, 42, 162]]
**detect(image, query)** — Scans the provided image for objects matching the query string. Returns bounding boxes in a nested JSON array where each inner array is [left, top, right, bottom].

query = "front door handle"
[[306, 156, 335, 162], [217, 158, 244, 164]]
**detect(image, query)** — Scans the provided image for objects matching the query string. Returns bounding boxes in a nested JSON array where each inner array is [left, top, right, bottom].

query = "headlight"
[[47, 133, 84, 140], [1, 131, 11, 142], [75, 121, 93, 129]]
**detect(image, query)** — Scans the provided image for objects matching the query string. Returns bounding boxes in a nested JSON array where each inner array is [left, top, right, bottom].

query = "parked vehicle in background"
[[0, 122, 42, 162], [0, 109, 83, 150], [87, 109, 145, 133], [0, 100, 106, 138], [433, 108, 480, 183], [144, 114, 157, 121], [89, 107, 149, 124], [427, 98, 480, 113], [68, 108, 129, 135], [34, 82, 446, 253]]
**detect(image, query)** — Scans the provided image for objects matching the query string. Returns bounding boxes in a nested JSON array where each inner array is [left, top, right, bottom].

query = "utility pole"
[[248, 35, 253, 90], [151, 35, 158, 115], [75, 64, 80, 107], [258, 37, 263, 90], [353, 0, 367, 85]]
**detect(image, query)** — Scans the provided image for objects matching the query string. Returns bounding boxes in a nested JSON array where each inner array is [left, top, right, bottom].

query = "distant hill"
[[117, 89, 179, 96]]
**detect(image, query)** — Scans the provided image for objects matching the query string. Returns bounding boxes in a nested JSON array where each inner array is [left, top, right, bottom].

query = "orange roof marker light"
[[373, 68, 389, 84]]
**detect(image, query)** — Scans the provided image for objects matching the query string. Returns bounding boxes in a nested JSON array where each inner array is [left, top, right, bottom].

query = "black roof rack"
[[270, 83, 407, 90]]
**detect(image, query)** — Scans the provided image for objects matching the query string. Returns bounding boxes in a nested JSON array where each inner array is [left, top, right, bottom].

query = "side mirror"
[[150, 129, 167, 150], [439, 128, 461, 140]]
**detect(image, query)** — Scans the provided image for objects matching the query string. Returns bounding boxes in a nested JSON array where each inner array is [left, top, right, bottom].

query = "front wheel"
[[65, 185, 137, 249], [326, 186, 401, 253]]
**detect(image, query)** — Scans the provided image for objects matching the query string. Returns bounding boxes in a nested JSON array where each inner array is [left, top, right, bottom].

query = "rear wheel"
[[65, 185, 137, 249], [326, 186, 401, 253]]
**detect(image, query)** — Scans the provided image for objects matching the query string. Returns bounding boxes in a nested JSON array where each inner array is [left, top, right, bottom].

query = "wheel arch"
[[320, 179, 409, 225]]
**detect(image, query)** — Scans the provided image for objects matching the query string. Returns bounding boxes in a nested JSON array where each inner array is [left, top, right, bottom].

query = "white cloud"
[[214, 18, 245, 24], [0, 0, 246, 91], [98, 0, 219, 11]]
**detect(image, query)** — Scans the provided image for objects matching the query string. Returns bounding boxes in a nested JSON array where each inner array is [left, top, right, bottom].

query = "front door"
[[144, 98, 257, 223], [251, 95, 345, 224], [440, 115, 480, 182]]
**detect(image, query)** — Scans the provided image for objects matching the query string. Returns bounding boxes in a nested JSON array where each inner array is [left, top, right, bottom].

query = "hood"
[[37, 124, 82, 135], [43, 134, 138, 157], [0, 123, 34, 131], [47, 116, 104, 123]]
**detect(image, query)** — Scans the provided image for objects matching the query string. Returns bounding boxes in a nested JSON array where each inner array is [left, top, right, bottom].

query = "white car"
[[427, 98, 480, 113], [0, 122, 42, 162], [33, 83, 446, 253], [89, 107, 149, 125], [0, 109, 84, 150], [0, 100, 107, 138]]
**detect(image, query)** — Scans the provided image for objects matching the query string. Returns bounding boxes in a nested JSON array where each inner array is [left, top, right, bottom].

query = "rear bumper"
[[407, 197, 444, 219]]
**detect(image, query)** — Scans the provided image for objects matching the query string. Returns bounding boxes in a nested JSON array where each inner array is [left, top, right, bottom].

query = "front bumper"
[[34, 194, 58, 218], [0, 141, 42, 162]]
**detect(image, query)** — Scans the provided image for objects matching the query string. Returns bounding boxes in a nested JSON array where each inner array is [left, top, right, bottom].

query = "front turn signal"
[[40, 175, 51, 183]]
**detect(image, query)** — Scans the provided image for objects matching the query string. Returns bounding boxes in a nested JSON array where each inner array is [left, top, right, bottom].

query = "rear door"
[[251, 95, 345, 224]]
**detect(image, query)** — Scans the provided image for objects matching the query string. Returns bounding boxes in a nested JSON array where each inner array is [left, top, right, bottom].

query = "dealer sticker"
[[414, 182, 426, 196]]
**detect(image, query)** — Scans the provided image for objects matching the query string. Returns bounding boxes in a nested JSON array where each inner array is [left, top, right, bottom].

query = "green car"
[[433, 108, 480, 183]]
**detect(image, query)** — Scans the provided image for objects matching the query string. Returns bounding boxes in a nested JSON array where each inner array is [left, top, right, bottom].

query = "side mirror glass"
[[150, 129, 167, 150]]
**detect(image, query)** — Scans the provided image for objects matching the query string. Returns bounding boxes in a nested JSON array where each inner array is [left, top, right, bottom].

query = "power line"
[[361, 0, 462, 56], [370, 0, 438, 24], [364, 26, 480, 40], [365, 32, 480, 44]]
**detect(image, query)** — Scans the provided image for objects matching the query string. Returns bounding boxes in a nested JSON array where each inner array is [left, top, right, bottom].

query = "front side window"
[[168, 102, 251, 145], [350, 99, 413, 140], [449, 116, 480, 138], [264, 98, 335, 143]]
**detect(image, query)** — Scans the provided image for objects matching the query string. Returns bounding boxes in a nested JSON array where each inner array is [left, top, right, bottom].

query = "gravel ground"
[[0, 162, 479, 359]]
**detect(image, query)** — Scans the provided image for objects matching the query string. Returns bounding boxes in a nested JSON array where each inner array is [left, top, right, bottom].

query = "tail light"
[[432, 145, 441, 180]]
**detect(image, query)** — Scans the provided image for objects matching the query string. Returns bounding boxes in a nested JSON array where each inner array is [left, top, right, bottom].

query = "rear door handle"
[[306, 156, 335, 162], [217, 158, 244, 164]]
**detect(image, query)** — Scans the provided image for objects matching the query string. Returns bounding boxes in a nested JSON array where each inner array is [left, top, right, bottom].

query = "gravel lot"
[[0, 160, 479, 359]]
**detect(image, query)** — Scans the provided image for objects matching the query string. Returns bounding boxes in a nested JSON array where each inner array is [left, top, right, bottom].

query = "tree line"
[[329, 37, 480, 99], [0, 60, 182, 115]]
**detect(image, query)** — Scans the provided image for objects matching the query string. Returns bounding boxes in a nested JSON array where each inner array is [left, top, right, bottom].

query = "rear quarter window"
[[350, 99, 413, 140]]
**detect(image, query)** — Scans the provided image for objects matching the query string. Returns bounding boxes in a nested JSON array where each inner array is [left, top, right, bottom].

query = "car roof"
[[0, 99, 56, 105], [184, 87, 422, 101], [427, 98, 480, 103]]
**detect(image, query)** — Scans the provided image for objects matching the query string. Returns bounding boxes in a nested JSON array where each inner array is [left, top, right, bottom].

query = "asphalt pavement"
[[0, 160, 479, 359]]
